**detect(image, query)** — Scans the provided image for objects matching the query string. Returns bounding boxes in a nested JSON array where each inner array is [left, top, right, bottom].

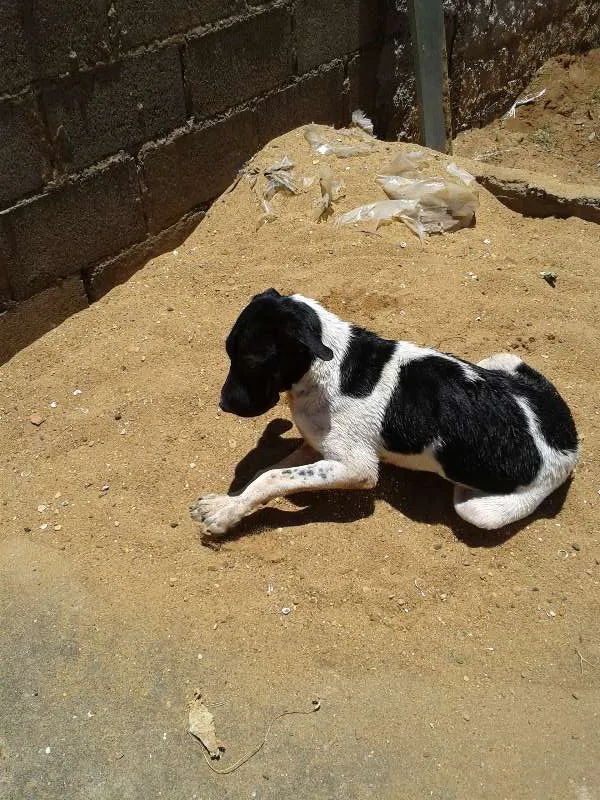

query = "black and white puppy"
[[191, 289, 578, 534]]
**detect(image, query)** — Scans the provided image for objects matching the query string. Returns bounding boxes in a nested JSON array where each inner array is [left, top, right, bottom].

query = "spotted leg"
[[191, 457, 377, 535]]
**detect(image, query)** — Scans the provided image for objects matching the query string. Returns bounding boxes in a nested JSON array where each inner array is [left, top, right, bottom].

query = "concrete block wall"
[[380, 0, 600, 140], [0, 0, 386, 308], [1, 0, 599, 311]]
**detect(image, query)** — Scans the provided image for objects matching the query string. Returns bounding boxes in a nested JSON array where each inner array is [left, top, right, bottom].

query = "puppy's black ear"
[[280, 300, 334, 361], [252, 288, 281, 301]]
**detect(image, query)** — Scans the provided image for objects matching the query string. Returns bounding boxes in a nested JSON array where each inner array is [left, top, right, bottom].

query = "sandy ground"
[[455, 50, 600, 184], [1, 52, 600, 800]]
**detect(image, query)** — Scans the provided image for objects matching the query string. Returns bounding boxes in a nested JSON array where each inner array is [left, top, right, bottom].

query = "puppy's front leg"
[[193, 458, 377, 535], [250, 442, 320, 482]]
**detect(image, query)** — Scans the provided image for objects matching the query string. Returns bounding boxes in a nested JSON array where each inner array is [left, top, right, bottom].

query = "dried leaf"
[[188, 696, 222, 759]]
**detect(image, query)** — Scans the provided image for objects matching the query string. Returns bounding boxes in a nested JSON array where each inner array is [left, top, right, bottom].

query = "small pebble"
[[49, 401, 58, 408], [170, 521, 179, 528], [101, 485, 110, 492], [434, 542, 443, 550], [167, 306, 174, 312], [463, 712, 470, 721], [24, 527, 31, 532], [572, 542, 581, 552], [37, 504, 47, 513], [281, 607, 292, 615], [53, 524, 62, 531], [29, 414, 45, 427], [114, 412, 122, 421], [72, 389, 82, 396]]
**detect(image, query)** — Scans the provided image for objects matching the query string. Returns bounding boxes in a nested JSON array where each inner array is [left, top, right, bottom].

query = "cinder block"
[[451, 0, 566, 60], [4, 156, 146, 300], [114, 0, 244, 50], [254, 63, 346, 149], [27, 0, 110, 78], [0, 220, 15, 310], [0, 93, 51, 208], [187, 7, 293, 118], [0, 1, 34, 93], [140, 111, 256, 233], [295, 0, 379, 73], [45, 46, 187, 173]]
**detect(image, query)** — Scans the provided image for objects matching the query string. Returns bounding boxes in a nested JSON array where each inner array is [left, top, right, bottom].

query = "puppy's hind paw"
[[190, 494, 243, 535]]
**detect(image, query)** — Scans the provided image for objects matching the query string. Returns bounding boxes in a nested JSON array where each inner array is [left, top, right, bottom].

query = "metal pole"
[[408, 0, 452, 153]]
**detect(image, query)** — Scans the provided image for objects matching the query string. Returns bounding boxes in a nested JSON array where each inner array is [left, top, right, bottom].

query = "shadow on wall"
[[357, 0, 416, 140]]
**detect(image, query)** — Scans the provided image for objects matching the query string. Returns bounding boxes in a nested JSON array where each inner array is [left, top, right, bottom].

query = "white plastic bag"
[[339, 161, 478, 239], [313, 164, 346, 221]]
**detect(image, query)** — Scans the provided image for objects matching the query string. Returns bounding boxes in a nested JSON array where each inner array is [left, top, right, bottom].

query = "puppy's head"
[[219, 289, 333, 417]]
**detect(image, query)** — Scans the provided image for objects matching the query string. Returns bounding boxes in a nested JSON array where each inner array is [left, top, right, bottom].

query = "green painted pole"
[[408, 0, 452, 153]]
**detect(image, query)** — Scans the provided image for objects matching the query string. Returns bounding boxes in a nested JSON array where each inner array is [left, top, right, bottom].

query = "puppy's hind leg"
[[452, 480, 557, 530]]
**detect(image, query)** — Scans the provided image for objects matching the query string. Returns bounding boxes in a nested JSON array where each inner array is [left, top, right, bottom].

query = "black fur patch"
[[382, 356, 544, 493], [513, 362, 578, 452], [340, 326, 396, 398]]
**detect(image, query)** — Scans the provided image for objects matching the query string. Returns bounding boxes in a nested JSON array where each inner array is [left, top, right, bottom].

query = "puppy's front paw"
[[190, 494, 244, 535]]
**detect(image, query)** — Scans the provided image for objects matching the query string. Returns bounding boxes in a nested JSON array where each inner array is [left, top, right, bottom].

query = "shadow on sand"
[[202, 418, 572, 548]]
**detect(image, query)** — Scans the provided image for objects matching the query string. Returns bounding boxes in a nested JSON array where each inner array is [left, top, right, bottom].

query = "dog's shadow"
[[213, 418, 572, 547]]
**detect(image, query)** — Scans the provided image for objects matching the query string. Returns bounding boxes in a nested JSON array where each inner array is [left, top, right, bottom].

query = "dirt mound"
[[455, 48, 600, 184], [1, 80, 599, 798]]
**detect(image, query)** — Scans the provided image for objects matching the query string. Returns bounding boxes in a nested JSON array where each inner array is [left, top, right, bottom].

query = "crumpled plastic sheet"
[[304, 121, 377, 158], [338, 161, 478, 240], [313, 163, 345, 221], [351, 109, 374, 136], [254, 155, 300, 226]]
